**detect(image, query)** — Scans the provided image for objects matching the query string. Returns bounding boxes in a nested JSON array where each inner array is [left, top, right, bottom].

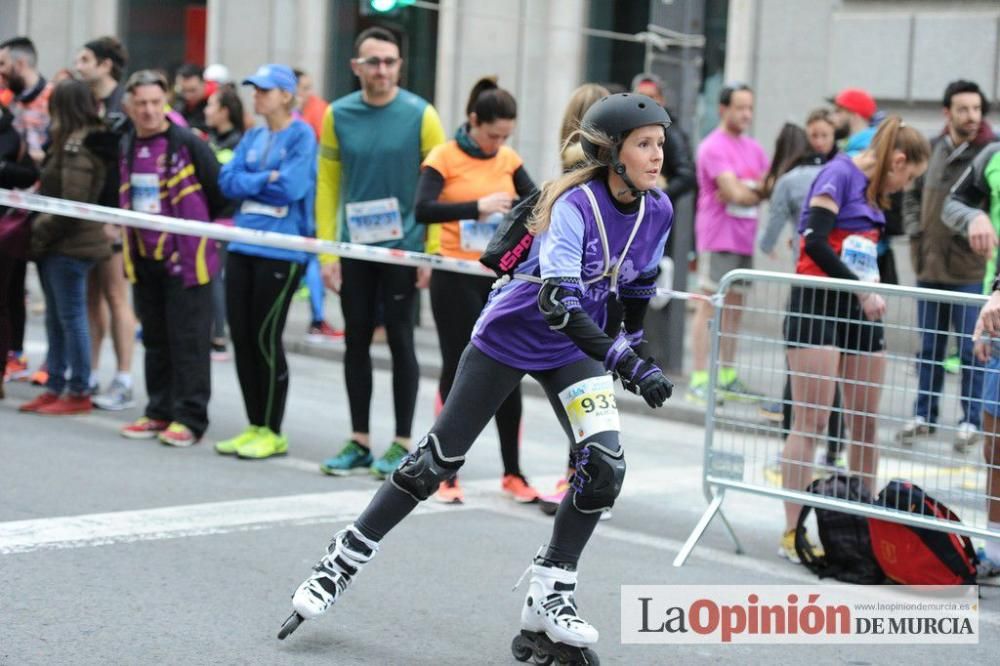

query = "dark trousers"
[[0, 254, 16, 365], [133, 258, 212, 436], [430, 270, 523, 476], [356, 346, 618, 566], [38, 254, 94, 395], [4, 257, 26, 353], [225, 252, 302, 433], [339, 257, 419, 438], [914, 281, 983, 428]]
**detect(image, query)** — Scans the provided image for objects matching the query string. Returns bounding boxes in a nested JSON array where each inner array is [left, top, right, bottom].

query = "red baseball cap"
[[828, 88, 877, 120]]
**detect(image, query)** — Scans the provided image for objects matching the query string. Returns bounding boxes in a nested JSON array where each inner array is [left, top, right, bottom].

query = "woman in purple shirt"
[[779, 116, 929, 564], [280, 94, 674, 662]]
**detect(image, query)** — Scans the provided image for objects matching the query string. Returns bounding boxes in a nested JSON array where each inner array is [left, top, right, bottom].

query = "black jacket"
[[662, 118, 696, 201], [0, 105, 39, 189]]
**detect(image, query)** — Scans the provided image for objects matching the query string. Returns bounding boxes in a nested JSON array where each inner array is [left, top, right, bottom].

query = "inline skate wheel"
[[511, 634, 533, 662], [277, 612, 303, 640]]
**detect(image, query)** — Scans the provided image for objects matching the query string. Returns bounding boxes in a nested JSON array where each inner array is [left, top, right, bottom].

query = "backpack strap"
[[794, 503, 826, 575]]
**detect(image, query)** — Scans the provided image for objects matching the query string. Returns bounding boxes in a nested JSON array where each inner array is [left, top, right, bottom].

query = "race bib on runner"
[[840, 234, 879, 282], [130, 173, 161, 214], [241, 200, 288, 218], [459, 214, 502, 254], [558, 375, 620, 443], [345, 197, 403, 244]]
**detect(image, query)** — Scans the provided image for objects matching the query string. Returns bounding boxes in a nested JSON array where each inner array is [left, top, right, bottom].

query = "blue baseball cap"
[[242, 64, 297, 93]]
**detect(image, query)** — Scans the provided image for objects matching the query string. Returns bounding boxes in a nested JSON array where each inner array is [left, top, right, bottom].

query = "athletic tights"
[[225, 251, 303, 433]]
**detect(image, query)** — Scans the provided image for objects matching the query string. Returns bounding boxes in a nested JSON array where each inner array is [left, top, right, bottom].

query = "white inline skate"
[[511, 558, 600, 665], [277, 524, 379, 639]]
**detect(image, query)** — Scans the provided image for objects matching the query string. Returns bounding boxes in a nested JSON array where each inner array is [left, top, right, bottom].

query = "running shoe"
[[19, 391, 60, 413], [943, 354, 961, 375], [92, 378, 135, 411], [320, 440, 374, 476], [370, 442, 409, 479], [778, 528, 824, 564], [237, 428, 288, 459], [158, 422, 199, 447], [719, 376, 763, 402], [307, 321, 345, 345], [502, 474, 540, 503], [954, 422, 982, 453], [434, 477, 464, 504], [210, 341, 230, 362], [215, 425, 262, 455], [121, 416, 170, 439], [538, 477, 570, 516], [28, 364, 49, 386], [758, 400, 784, 423], [4, 352, 29, 382], [895, 416, 935, 446], [35, 393, 92, 415], [976, 547, 1000, 582], [684, 382, 714, 406]]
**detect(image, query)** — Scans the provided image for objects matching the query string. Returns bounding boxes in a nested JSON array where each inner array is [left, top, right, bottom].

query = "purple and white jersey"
[[472, 179, 673, 370]]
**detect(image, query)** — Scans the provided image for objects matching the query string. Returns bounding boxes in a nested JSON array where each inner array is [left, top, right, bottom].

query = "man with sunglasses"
[[316, 26, 446, 479]]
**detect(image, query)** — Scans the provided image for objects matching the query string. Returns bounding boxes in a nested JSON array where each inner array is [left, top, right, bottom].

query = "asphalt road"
[[2, 315, 999, 665]]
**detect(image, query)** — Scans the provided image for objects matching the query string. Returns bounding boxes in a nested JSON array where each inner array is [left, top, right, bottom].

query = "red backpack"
[[867, 480, 978, 585]]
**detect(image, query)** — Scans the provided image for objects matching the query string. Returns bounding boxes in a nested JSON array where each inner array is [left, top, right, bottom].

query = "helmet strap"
[[610, 143, 648, 200]]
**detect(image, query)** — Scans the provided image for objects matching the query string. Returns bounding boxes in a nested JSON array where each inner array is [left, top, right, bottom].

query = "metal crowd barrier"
[[674, 269, 1000, 566]]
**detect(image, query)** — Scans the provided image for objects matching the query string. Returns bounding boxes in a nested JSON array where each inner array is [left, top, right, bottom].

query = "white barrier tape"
[[0, 188, 710, 302]]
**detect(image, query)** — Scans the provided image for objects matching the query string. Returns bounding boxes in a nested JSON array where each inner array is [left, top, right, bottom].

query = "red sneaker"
[[502, 474, 540, 503], [29, 366, 49, 386], [4, 352, 29, 382], [19, 391, 60, 413], [121, 416, 170, 439], [158, 422, 200, 447], [434, 477, 464, 504], [307, 320, 345, 344], [538, 477, 571, 516], [36, 394, 92, 415]]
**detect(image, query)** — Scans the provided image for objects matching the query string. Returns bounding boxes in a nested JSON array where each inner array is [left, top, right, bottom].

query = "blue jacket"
[[219, 118, 316, 263]]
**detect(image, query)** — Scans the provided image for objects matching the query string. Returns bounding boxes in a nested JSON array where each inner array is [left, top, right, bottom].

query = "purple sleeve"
[[539, 197, 585, 280], [809, 162, 850, 209]]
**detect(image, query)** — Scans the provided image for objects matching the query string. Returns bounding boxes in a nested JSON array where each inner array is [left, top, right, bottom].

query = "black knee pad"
[[570, 442, 625, 513], [390, 433, 465, 501]]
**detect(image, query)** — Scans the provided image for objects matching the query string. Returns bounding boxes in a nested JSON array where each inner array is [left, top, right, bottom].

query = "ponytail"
[[866, 115, 931, 209], [465, 76, 517, 123]]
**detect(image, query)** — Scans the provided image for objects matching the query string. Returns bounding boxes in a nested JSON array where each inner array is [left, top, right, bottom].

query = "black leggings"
[[6, 258, 26, 353], [340, 258, 419, 438], [430, 270, 522, 476], [225, 252, 303, 433], [356, 345, 620, 566]]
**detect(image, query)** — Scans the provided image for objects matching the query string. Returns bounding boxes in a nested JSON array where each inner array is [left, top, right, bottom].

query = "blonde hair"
[[530, 125, 614, 235], [559, 83, 610, 147], [866, 115, 931, 209]]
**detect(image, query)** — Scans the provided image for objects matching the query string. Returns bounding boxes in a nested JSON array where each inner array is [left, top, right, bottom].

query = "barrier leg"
[[672, 489, 742, 566]]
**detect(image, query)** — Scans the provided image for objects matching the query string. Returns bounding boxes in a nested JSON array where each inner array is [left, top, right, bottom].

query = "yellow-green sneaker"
[[236, 427, 288, 459], [215, 425, 262, 455], [370, 441, 409, 479]]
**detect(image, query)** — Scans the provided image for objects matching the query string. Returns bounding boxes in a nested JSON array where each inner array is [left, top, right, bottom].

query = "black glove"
[[621, 356, 673, 408], [604, 337, 672, 408]]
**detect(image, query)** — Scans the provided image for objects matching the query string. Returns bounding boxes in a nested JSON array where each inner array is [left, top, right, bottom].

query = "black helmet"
[[579, 92, 672, 164]]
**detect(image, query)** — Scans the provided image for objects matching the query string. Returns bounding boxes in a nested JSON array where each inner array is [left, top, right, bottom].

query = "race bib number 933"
[[558, 375, 620, 443]]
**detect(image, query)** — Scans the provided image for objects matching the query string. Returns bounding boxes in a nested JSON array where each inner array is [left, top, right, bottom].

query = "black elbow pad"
[[537, 278, 583, 330]]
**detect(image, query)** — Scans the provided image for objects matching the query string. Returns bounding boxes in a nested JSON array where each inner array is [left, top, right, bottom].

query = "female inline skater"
[[279, 93, 674, 665]]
